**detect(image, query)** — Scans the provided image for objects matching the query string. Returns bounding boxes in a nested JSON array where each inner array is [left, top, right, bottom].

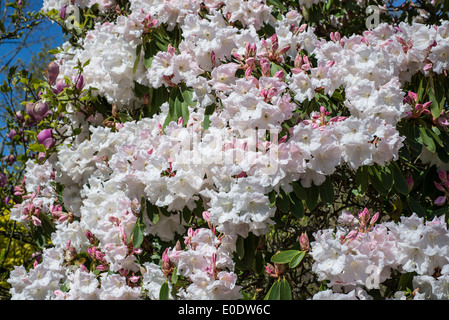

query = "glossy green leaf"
[[159, 282, 170, 300], [279, 278, 292, 300], [271, 250, 301, 264], [264, 280, 281, 300], [391, 162, 409, 195], [356, 166, 369, 195], [419, 125, 436, 153], [319, 177, 334, 204], [304, 184, 319, 211], [289, 251, 306, 268], [406, 196, 426, 217], [289, 192, 304, 219]]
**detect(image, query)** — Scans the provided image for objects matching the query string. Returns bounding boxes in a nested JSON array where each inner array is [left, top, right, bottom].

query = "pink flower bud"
[[60, 5, 67, 19], [96, 264, 109, 272], [26, 101, 50, 124], [232, 51, 242, 60], [0, 173, 7, 188], [299, 232, 310, 251], [370, 212, 379, 225], [435, 195, 446, 206], [345, 230, 359, 242], [7, 129, 17, 140], [423, 63, 433, 72], [407, 175, 414, 191], [274, 70, 284, 81], [55, 79, 69, 93], [202, 211, 210, 222], [434, 181, 446, 192], [168, 44, 176, 55], [278, 45, 291, 54], [358, 207, 370, 224], [37, 128, 54, 149], [260, 58, 270, 76], [31, 215, 41, 226], [74, 74, 84, 91], [438, 170, 447, 182], [46, 61, 59, 85]]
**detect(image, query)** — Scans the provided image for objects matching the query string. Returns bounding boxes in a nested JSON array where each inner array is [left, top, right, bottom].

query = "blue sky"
[[0, 1, 64, 74]]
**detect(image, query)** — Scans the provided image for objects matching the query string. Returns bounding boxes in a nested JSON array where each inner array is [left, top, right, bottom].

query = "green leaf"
[[406, 196, 426, 217], [304, 184, 319, 211], [416, 75, 426, 100], [159, 282, 170, 300], [279, 278, 292, 300], [255, 250, 264, 274], [264, 280, 281, 300], [419, 125, 436, 153], [379, 165, 393, 192], [271, 250, 301, 264], [289, 192, 304, 219], [428, 75, 445, 119], [276, 189, 291, 213], [356, 166, 369, 195], [132, 223, 145, 248], [171, 268, 178, 285], [398, 272, 416, 291], [289, 251, 306, 268], [143, 39, 159, 69], [180, 84, 196, 107], [164, 85, 191, 128], [242, 233, 258, 269], [368, 166, 388, 195], [28, 142, 46, 153], [318, 177, 334, 204], [133, 44, 142, 74], [267, 0, 287, 12], [391, 162, 410, 195], [291, 181, 306, 200]]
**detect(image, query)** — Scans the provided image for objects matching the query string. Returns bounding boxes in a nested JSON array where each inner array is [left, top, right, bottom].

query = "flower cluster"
[[310, 210, 449, 300], [166, 220, 242, 299]]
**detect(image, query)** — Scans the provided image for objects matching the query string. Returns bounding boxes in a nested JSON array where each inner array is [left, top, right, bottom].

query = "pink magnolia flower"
[[26, 101, 50, 124], [37, 129, 54, 149]]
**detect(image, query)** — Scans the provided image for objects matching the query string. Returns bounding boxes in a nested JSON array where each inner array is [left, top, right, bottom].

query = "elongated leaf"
[[379, 165, 393, 192], [133, 43, 142, 73], [429, 75, 445, 119], [159, 282, 170, 300], [368, 166, 388, 195], [289, 192, 304, 219], [304, 184, 319, 211], [356, 166, 369, 195], [271, 250, 301, 264], [319, 177, 334, 204], [242, 233, 257, 269], [406, 196, 426, 217], [289, 251, 306, 268], [264, 280, 281, 300], [398, 272, 416, 291], [132, 220, 145, 248], [391, 162, 409, 195], [276, 189, 291, 213], [291, 181, 306, 200], [419, 125, 436, 153], [279, 278, 292, 300]]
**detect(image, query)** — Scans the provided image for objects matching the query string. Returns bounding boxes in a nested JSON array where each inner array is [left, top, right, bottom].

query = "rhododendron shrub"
[[2, 0, 449, 300]]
